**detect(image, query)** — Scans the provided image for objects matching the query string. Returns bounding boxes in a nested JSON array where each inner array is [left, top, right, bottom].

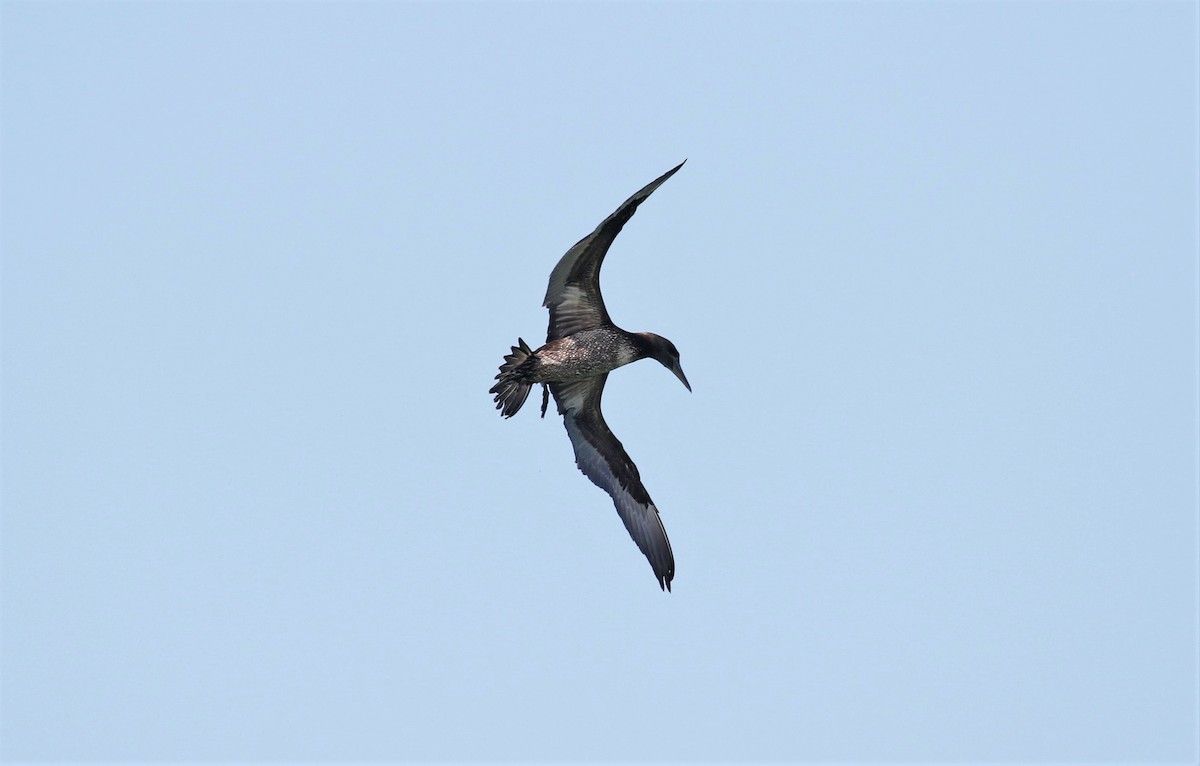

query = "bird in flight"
[[490, 161, 691, 591]]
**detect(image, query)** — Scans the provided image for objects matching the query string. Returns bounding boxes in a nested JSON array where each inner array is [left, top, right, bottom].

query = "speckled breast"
[[532, 328, 640, 382]]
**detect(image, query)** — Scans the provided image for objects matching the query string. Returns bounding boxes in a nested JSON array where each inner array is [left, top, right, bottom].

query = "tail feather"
[[490, 338, 535, 418]]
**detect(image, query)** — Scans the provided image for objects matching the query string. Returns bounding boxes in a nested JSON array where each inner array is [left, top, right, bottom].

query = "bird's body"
[[519, 328, 644, 384], [490, 161, 691, 591]]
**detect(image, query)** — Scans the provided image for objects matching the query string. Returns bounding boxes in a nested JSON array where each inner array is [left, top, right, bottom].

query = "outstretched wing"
[[550, 375, 676, 590], [543, 161, 686, 341]]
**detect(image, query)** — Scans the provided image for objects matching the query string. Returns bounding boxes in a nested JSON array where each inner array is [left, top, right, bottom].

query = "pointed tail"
[[490, 338, 535, 418]]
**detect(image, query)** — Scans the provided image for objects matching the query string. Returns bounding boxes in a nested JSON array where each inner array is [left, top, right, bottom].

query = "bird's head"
[[636, 332, 691, 392]]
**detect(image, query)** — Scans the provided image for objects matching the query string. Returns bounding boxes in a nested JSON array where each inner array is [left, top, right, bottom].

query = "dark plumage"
[[490, 161, 691, 591]]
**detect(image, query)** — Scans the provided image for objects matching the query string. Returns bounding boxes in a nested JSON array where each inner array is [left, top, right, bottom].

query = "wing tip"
[[656, 561, 675, 592], [657, 159, 687, 185]]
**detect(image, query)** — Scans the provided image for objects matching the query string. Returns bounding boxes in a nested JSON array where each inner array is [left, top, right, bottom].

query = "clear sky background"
[[2, 2, 1197, 763]]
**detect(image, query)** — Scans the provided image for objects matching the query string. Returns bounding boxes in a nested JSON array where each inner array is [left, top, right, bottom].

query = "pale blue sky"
[[2, 1, 1197, 762]]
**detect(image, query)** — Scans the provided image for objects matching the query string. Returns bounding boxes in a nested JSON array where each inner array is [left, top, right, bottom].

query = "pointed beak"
[[671, 362, 692, 392]]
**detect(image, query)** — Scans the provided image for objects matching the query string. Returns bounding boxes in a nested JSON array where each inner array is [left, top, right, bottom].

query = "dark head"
[[635, 332, 691, 392]]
